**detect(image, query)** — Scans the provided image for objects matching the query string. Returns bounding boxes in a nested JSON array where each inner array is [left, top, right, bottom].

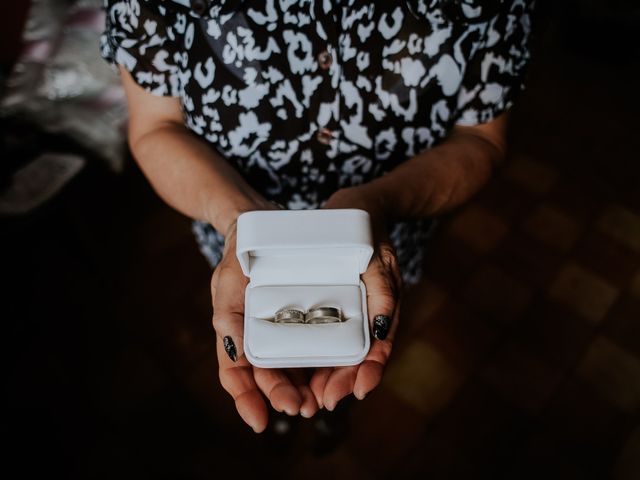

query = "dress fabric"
[[101, 0, 535, 284]]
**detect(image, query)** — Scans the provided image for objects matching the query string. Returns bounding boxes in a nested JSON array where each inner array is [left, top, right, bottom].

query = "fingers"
[[361, 241, 402, 342], [321, 366, 358, 411], [216, 336, 269, 433], [353, 360, 384, 400], [253, 367, 302, 416], [353, 298, 401, 399], [211, 256, 248, 361], [212, 247, 268, 431], [309, 367, 333, 409], [253, 368, 320, 419], [310, 243, 403, 411], [348, 241, 402, 401], [288, 369, 320, 418]]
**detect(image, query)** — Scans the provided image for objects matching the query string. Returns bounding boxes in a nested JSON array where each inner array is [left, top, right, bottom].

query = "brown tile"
[[135, 209, 196, 257], [475, 176, 538, 222], [396, 379, 532, 478], [423, 231, 483, 290], [121, 241, 215, 375], [514, 378, 637, 479], [548, 263, 620, 324], [577, 336, 640, 413], [494, 230, 564, 289], [502, 155, 559, 195], [480, 338, 565, 412], [446, 204, 510, 254], [288, 446, 374, 480], [124, 289, 215, 377], [630, 271, 640, 299], [613, 426, 640, 480], [129, 239, 212, 311], [400, 277, 448, 336], [419, 300, 499, 374], [182, 351, 247, 433], [183, 356, 314, 474], [546, 176, 605, 225], [383, 340, 465, 417], [574, 229, 640, 289], [522, 204, 583, 252], [597, 205, 640, 252], [514, 298, 594, 368], [463, 264, 534, 325], [602, 295, 640, 356], [98, 347, 170, 410], [348, 386, 426, 475]]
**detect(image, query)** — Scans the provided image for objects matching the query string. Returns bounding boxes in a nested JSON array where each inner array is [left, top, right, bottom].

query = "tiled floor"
[[3, 9, 640, 480]]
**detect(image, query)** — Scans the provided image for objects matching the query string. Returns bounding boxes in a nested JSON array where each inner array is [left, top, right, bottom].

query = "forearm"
[[131, 122, 270, 234], [352, 122, 507, 223]]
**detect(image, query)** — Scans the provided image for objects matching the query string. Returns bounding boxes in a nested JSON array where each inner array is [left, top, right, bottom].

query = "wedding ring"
[[274, 308, 305, 323], [305, 306, 343, 324]]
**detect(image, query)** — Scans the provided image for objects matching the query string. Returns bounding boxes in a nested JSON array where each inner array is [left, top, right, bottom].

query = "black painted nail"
[[223, 336, 237, 362], [373, 315, 390, 341]]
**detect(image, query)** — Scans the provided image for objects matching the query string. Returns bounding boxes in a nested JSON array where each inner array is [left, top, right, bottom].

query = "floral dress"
[[101, 0, 535, 284]]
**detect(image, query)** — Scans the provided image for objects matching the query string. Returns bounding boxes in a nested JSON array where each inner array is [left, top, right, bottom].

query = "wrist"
[[221, 198, 285, 254], [325, 184, 392, 235], [347, 183, 392, 224], [205, 195, 274, 237]]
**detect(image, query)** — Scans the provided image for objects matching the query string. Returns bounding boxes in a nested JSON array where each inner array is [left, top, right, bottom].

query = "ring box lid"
[[236, 209, 374, 286]]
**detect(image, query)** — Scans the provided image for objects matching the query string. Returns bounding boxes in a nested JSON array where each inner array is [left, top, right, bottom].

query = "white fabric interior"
[[248, 254, 360, 286], [245, 284, 367, 359], [236, 209, 374, 277]]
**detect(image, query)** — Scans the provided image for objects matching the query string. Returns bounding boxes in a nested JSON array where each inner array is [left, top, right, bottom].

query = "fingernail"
[[300, 408, 311, 419], [354, 391, 367, 401], [251, 424, 263, 434], [373, 315, 390, 340], [223, 336, 237, 362]]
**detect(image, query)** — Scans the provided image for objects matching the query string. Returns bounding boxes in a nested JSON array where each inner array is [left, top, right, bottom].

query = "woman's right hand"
[[119, 65, 319, 430], [210, 221, 320, 432]]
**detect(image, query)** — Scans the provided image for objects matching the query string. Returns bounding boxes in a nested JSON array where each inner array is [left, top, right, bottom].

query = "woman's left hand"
[[309, 187, 403, 410]]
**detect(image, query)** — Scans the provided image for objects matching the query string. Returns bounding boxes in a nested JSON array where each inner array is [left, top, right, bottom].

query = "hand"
[[309, 187, 402, 410], [211, 221, 320, 432]]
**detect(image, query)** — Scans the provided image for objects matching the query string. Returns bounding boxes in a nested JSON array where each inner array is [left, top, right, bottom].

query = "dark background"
[[2, 1, 639, 479]]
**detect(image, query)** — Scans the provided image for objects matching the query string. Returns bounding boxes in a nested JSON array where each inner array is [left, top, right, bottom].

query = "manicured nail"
[[373, 315, 390, 340], [223, 336, 237, 362], [300, 409, 312, 418], [354, 391, 367, 401]]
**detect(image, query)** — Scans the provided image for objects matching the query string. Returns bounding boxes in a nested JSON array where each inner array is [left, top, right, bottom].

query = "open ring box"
[[236, 209, 374, 368]]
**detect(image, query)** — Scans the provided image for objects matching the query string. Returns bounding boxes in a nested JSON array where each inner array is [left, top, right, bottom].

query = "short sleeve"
[[454, 0, 536, 126], [100, 0, 184, 97]]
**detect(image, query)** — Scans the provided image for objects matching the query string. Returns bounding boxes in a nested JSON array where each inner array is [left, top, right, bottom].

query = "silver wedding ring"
[[274, 308, 305, 323], [305, 306, 343, 324], [268, 306, 344, 324]]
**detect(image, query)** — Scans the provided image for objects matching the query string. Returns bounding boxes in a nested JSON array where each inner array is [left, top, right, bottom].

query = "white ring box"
[[236, 209, 374, 368]]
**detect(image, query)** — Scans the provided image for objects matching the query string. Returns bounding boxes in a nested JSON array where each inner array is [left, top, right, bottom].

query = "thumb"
[[361, 242, 401, 342], [211, 256, 248, 363]]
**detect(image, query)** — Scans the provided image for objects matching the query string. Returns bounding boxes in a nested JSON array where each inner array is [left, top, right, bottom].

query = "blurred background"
[[2, 1, 639, 478]]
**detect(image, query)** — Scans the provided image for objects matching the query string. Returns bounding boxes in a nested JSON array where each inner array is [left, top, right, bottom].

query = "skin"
[[120, 65, 508, 433]]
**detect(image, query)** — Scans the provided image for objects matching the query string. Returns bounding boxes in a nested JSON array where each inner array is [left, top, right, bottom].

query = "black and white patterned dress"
[[101, 0, 535, 284]]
